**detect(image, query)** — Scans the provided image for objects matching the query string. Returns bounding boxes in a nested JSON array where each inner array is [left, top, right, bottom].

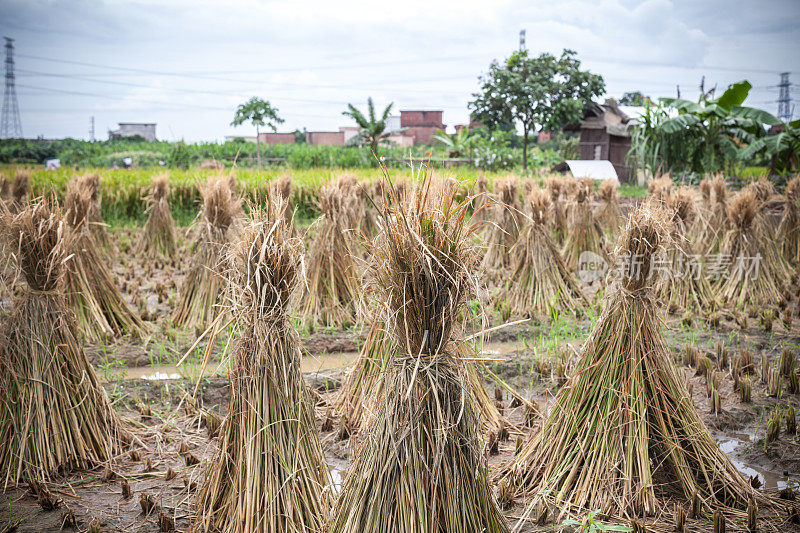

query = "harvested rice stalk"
[[63, 177, 146, 339], [649, 174, 673, 203], [596, 179, 622, 234], [500, 200, 767, 521], [195, 198, 330, 533], [335, 309, 395, 429], [331, 173, 509, 533], [561, 178, 608, 271], [546, 177, 567, 243], [697, 174, 729, 254], [137, 173, 176, 258], [657, 186, 718, 313], [471, 173, 491, 229], [10, 169, 29, 212], [718, 188, 787, 311], [81, 173, 110, 249], [172, 176, 240, 329], [0, 173, 9, 200], [509, 189, 588, 317], [0, 202, 129, 485], [297, 180, 360, 328], [777, 176, 800, 267], [339, 315, 507, 436], [482, 176, 522, 274]]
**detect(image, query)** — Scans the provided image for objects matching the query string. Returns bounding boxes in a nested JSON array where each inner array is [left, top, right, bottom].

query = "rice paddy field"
[[0, 165, 799, 533]]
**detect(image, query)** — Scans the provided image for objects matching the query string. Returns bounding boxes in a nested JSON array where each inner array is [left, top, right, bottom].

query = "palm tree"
[[342, 98, 393, 154]]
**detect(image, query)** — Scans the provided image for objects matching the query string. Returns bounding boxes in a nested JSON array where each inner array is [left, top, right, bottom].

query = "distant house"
[[339, 126, 360, 144], [400, 110, 445, 145], [108, 122, 156, 142], [257, 132, 296, 145], [568, 100, 642, 183]]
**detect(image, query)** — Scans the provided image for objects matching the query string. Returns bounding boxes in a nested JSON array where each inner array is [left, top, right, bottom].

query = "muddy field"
[[2, 225, 800, 532]]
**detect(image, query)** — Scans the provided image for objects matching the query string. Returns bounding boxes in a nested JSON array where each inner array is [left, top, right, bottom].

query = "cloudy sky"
[[1, 0, 798, 142]]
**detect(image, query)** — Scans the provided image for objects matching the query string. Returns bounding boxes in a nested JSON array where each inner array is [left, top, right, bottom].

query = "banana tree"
[[660, 81, 765, 173], [737, 110, 800, 175], [432, 127, 473, 158]]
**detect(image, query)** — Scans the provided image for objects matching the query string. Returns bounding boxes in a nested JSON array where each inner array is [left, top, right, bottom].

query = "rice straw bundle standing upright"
[[698, 174, 729, 254], [545, 177, 567, 243], [63, 177, 146, 340], [717, 188, 787, 311], [10, 169, 30, 212], [482, 176, 522, 274], [561, 178, 607, 271], [471, 173, 490, 225], [691, 176, 714, 249], [172, 176, 240, 329], [509, 189, 588, 317], [81, 173, 110, 249], [195, 199, 331, 533], [499, 201, 765, 523], [657, 186, 718, 314], [298, 179, 360, 328], [596, 179, 621, 234], [777, 175, 800, 267], [648, 174, 673, 203], [0, 172, 9, 200], [331, 174, 509, 533], [137, 173, 176, 258], [0, 202, 129, 485]]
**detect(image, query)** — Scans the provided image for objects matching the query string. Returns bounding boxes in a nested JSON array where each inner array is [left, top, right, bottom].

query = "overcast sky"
[[1, 0, 798, 142]]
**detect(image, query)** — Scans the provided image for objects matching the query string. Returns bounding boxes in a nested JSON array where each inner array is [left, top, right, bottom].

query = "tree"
[[469, 49, 605, 171], [619, 91, 652, 107], [342, 97, 393, 154], [231, 97, 284, 170]]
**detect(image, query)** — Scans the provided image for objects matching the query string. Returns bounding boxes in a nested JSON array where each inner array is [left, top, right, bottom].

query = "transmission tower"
[[777, 72, 792, 123], [1, 37, 22, 139], [519, 29, 526, 51]]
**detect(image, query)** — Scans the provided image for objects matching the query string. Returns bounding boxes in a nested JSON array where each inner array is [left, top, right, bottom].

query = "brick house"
[[400, 110, 445, 145], [306, 131, 345, 146], [257, 132, 296, 145]]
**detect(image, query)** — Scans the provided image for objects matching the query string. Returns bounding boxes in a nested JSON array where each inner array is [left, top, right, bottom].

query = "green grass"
[[619, 183, 648, 198], [8, 164, 651, 226]]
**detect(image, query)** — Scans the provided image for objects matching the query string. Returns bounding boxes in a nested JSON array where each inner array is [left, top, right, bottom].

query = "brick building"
[[400, 110, 445, 145], [306, 131, 345, 146], [257, 132, 296, 145]]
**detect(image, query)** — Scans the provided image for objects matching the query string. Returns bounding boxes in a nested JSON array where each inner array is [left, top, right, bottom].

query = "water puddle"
[[122, 350, 359, 381], [715, 432, 789, 490]]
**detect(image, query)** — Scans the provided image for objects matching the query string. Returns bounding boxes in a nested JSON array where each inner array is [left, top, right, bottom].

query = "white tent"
[[564, 160, 619, 181]]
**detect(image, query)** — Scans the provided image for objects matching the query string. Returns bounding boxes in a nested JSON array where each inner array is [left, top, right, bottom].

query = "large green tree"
[[231, 97, 284, 170], [342, 97, 393, 154], [469, 49, 605, 171]]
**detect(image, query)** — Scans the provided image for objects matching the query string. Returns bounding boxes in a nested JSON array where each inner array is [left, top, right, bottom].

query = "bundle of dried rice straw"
[[331, 172, 509, 533]]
